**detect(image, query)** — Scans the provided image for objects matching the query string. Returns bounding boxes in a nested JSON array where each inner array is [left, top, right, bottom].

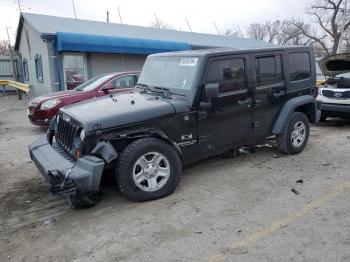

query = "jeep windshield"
[[137, 56, 201, 95]]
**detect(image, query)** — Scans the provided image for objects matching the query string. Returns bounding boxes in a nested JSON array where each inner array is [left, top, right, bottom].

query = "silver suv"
[[316, 54, 350, 121]]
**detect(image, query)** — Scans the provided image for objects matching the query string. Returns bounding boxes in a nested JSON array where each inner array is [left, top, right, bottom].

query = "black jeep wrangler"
[[29, 46, 320, 207]]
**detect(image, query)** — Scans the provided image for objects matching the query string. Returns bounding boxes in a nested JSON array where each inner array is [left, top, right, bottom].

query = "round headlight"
[[41, 99, 61, 110], [80, 129, 85, 141]]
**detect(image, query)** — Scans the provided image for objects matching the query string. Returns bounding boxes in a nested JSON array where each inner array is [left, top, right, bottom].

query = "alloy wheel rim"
[[132, 151, 170, 192], [291, 121, 306, 148]]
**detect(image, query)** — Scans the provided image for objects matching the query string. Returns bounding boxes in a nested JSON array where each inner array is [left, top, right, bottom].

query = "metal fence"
[[0, 55, 20, 93]]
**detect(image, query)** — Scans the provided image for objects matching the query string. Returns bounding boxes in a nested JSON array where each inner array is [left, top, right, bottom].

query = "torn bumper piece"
[[29, 137, 105, 196]]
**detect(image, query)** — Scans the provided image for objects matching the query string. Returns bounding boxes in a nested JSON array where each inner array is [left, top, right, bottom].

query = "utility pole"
[[71, 0, 77, 20], [106, 10, 110, 23], [117, 6, 123, 24], [16, 0, 24, 13], [185, 17, 192, 32], [154, 13, 160, 29], [338, 0, 348, 53], [213, 22, 221, 35]]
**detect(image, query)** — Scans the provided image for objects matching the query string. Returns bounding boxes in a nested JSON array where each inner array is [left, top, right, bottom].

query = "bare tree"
[[295, 0, 350, 56], [0, 40, 10, 56], [343, 28, 350, 52], [264, 20, 283, 42], [246, 20, 288, 43], [246, 23, 268, 41], [149, 17, 174, 30], [275, 20, 311, 45], [245, 20, 309, 46], [224, 24, 243, 37]]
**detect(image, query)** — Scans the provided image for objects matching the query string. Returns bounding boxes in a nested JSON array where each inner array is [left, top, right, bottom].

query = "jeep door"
[[251, 52, 287, 139], [198, 55, 253, 152]]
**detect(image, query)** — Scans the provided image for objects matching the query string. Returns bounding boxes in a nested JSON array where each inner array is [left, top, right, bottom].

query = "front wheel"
[[276, 112, 310, 155], [115, 138, 182, 201]]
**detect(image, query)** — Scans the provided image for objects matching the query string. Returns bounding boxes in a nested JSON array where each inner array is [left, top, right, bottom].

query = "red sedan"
[[28, 71, 140, 126]]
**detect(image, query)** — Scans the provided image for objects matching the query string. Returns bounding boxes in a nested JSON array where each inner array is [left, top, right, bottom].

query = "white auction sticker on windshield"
[[179, 57, 198, 66]]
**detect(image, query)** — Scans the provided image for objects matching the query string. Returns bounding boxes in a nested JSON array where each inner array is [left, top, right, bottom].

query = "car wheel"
[[320, 112, 328, 122], [115, 138, 182, 201], [68, 190, 103, 208], [276, 112, 310, 155]]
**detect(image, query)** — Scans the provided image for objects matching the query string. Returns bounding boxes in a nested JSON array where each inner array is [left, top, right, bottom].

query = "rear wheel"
[[277, 112, 310, 155], [115, 138, 182, 201]]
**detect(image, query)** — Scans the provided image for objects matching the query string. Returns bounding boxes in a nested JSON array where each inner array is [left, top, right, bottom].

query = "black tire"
[[68, 190, 103, 208], [319, 112, 327, 122], [115, 137, 182, 202], [276, 112, 310, 155]]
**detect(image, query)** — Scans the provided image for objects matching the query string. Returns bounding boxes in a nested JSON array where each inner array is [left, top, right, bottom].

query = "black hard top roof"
[[150, 45, 312, 58]]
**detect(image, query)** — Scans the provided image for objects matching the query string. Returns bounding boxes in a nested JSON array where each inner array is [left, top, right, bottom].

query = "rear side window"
[[255, 55, 282, 86], [206, 58, 246, 93], [288, 52, 311, 81]]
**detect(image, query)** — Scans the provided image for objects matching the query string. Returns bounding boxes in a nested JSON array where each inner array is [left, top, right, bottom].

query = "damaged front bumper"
[[29, 137, 105, 197]]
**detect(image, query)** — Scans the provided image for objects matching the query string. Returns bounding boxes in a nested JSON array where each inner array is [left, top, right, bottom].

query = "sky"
[[0, 0, 312, 43]]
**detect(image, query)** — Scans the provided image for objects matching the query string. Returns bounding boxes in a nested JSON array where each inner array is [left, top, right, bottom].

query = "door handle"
[[272, 90, 286, 97]]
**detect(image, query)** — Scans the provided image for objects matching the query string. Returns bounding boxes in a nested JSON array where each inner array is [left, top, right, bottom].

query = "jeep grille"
[[56, 116, 78, 152]]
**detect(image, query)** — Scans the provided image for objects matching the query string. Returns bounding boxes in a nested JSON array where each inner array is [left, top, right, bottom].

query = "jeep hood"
[[318, 53, 350, 77], [60, 92, 190, 131]]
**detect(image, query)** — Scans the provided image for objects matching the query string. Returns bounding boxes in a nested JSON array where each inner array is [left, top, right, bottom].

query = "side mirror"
[[205, 83, 219, 100], [102, 82, 114, 93]]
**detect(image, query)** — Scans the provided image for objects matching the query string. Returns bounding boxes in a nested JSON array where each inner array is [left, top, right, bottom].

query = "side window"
[[206, 58, 245, 93], [288, 52, 311, 81], [34, 54, 43, 83], [255, 55, 282, 86], [22, 58, 29, 81], [111, 75, 136, 89]]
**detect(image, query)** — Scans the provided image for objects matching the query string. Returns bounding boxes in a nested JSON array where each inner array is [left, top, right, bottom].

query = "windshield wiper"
[[136, 83, 152, 93], [152, 86, 186, 97], [152, 86, 171, 98]]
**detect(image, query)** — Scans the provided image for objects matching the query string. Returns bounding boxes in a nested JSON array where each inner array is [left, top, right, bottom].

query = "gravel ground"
[[1, 95, 350, 262]]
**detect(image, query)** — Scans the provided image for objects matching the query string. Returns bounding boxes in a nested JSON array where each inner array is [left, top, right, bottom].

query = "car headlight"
[[79, 129, 85, 141], [41, 99, 61, 110]]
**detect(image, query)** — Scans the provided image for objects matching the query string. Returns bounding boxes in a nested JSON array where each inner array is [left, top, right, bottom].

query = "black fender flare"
[[272, 95, 318, 134], [106, 127, 183, 159]]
